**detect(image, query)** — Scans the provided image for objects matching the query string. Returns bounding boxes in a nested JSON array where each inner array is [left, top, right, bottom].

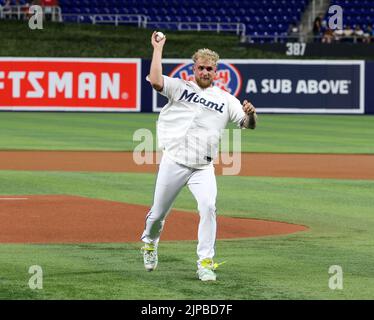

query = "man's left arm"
[[240, 100, 257, 129]]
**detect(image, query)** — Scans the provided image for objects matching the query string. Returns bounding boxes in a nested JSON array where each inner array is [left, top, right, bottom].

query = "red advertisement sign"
[[0, 58, 141, 111]]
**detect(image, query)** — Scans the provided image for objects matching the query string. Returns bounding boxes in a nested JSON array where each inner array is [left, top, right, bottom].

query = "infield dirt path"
[[0, 151, 373, 179], [0, 195, 308, 243]]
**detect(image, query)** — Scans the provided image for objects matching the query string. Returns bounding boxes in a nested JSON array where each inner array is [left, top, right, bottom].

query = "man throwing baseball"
[[141, 31, 257, 281]]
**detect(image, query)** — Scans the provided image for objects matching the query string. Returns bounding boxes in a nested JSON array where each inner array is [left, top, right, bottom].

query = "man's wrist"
[[153, 47, 164, 53]]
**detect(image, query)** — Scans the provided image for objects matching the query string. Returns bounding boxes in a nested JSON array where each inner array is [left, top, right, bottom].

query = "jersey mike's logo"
[[169, 62, 242, 97]]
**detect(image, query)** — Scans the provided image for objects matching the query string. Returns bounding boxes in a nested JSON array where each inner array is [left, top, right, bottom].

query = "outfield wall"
[[0, 58, 373, 114]]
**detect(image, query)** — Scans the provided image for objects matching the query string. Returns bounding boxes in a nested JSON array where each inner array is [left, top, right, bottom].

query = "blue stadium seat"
[[56, 0, 317, 43]]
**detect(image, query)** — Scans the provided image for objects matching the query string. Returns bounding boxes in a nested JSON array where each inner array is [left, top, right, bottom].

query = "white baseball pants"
[[141, 154, 217, 261]]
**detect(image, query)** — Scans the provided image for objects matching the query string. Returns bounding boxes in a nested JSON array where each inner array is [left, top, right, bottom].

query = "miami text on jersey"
[[178, 89, 225, 113]]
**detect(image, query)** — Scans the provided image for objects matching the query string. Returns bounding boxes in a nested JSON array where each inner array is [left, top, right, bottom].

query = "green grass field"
[[0, 113, 374, 300], [0, 112, 373, 153]]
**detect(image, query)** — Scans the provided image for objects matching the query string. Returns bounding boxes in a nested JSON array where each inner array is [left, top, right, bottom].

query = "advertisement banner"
[[0, 58, 141, 111], [152, 59, 365, 114]]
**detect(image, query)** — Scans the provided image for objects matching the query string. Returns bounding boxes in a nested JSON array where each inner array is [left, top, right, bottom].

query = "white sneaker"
[[197, 267, 217, 281], [196, 258, 217, 281], [141, 243, 158, 272]]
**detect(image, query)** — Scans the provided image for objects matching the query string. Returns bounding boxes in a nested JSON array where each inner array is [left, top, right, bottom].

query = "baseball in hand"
[[155, 31, 165, 42]]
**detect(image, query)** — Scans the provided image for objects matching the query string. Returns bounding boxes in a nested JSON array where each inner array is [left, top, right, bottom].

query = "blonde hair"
[[192, 48, 220, 66]]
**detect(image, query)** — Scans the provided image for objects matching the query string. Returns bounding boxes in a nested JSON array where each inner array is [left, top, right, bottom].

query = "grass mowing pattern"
[[0, 113, 373, 153], [0, 170, 374, 299]]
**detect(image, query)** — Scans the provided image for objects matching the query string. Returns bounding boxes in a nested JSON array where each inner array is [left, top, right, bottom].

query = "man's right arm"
[[149, 31, 166, 91]]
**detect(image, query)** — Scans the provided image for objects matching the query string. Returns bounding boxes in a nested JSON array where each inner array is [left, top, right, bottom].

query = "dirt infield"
[[0, 151, 373, 179], [0, 195, 308, 243], [1, 150, 371, 243]]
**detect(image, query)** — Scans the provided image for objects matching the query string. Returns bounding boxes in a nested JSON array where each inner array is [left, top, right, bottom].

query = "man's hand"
[[241, 100, 257, 129], [151, 31, 166, 49], [242, 100, 256, 115]]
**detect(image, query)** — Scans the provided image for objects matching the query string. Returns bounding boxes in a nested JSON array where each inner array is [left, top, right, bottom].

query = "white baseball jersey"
[[157, 75, 247, 169]]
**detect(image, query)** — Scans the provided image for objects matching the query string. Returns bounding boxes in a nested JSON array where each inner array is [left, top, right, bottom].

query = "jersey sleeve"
[[159, 75, 185, 101], [227, 93, 247, 128]]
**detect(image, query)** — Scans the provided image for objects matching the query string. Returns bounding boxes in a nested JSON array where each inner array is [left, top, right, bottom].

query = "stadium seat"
[[55, 0, 312, 43]]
